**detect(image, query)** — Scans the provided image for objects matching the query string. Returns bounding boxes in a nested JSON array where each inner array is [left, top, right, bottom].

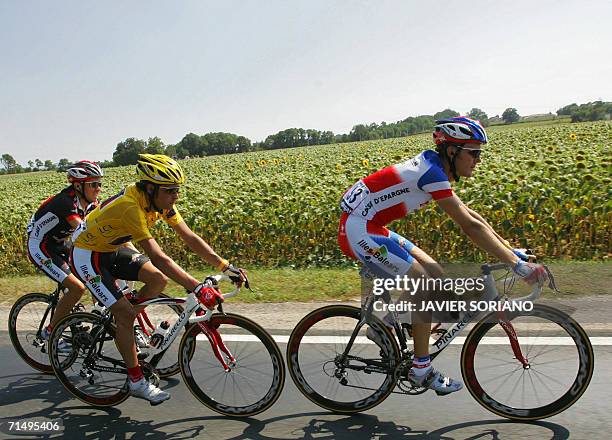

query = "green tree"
[[433, 109, 460, 120], [35, 158, 43, 170], [113, 138, 146, 166], [1, 154, 18, 172], [557, 101, 612, 122], [557, 103, 579, 116], [57, 158, 71, 171], [175, 133, 204, 157], [467, 108, 489, 126], [44, 160, 56, 171], [145, 137, 165, 154], [502, 108, 520, 124]]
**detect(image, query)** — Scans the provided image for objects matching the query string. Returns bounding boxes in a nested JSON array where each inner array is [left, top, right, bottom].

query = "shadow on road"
[[1, 374, 572, 439], [234, 413, 571, 440]]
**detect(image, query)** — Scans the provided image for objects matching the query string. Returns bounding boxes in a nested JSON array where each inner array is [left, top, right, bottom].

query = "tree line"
[[1, 101, 609, 174]]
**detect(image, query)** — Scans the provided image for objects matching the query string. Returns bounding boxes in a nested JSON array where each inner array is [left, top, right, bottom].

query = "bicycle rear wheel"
[[8, 293, 55, 373], [49, 312, 130, 407], [179, 313, 285, 417], [286, 305, 400, 413], [461, 304, 594, 420]]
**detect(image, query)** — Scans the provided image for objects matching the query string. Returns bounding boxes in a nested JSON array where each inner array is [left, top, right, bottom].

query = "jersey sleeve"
[[417, 163, 453, 200], [123, 206, 153, 243], [162, 206, 183, 228], [54, 193, 80, 223]]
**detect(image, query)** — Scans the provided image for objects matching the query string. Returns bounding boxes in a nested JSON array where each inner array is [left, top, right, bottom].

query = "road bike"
[[8, 281, 183, 376], [48, 275, 285, 417], [286, 263, 594, 420]]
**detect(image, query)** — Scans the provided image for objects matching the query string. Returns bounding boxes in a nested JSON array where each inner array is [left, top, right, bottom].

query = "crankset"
[[141, 361, 160, 387]]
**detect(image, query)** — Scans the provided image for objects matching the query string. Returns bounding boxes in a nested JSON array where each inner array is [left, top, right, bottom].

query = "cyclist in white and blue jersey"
[[338, 117, 546, 395]]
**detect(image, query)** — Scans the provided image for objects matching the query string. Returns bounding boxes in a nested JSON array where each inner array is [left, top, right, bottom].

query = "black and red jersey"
[[27, 186, 98, 243]]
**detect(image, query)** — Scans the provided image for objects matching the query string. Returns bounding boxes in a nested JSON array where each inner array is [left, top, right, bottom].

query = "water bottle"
[[148, 321, 170, 348]]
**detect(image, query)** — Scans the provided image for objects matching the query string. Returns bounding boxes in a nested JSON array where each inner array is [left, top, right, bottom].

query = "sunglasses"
[[85, 182, 103, 188], [456, 146, 482, 159], [160, 187, 181, 195]]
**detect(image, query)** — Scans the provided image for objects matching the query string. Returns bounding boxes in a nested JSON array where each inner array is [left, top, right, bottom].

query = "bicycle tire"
[[286, 304, 400, 413], [461, 304, 594, 420], [179, 312, 285, 417], [8, 293, 55, 373], [49, 312, 130, 407]]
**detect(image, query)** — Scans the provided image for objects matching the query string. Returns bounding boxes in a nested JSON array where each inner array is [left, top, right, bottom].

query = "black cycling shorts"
[[71, 246, 150, 308]]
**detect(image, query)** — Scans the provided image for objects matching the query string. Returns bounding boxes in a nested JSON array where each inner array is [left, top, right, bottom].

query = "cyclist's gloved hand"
[[223, 264, 249, 289], [194, 283, 224, 310], [513, 260, 547, 285], [513, 248, 531, 262]]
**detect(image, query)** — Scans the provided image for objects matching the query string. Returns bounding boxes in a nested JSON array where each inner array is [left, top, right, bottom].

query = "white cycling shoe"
[[408, 367, 463, 395], [40, 327, 73, 354], [129, 379, 171, 405]]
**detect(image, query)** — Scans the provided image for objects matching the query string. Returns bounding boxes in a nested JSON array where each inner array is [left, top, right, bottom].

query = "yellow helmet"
[[136, 154, 186, 185]]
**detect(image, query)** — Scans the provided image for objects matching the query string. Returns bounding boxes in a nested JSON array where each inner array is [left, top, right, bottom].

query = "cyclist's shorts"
[[27, 235, 71, 284], [338, 212, 415, 278], [70, 246, 150, 308]]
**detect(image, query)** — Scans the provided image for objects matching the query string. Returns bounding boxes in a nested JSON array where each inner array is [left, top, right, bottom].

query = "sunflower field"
[[0, 120, 610, 275]]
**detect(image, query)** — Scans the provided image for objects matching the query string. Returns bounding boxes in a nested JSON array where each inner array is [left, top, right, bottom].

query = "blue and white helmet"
[[433, 117, 488, 145]]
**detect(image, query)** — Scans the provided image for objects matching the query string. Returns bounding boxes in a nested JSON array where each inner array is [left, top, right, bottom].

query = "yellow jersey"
[[73, 184, 183, 252]]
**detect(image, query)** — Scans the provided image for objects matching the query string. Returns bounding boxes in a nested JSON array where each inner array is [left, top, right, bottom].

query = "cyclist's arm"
[[462, 203, 509, 247], [172, 221, 228, 270], [436, 194, 519, 265], [67, 218, 82, 229], [138, 237, 199, 291]]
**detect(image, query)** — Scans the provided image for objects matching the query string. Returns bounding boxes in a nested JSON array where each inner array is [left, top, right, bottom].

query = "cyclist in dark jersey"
[[27, 160, 103, 339]]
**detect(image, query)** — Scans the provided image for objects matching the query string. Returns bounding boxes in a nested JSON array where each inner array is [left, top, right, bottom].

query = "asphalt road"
[[0, 329, 610, 440]]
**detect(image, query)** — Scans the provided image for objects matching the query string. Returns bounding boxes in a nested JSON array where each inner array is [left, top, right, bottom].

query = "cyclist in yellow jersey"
[[71, 154, 248, 405]]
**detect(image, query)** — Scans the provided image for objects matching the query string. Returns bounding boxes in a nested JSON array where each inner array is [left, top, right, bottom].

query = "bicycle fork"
[[497, 311, 529, 368], [194, 309, 235, 372]]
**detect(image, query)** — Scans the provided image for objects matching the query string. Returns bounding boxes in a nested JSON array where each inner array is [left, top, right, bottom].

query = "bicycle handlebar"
[[482, 262, 559, 305], [189, 274, 242, 324]]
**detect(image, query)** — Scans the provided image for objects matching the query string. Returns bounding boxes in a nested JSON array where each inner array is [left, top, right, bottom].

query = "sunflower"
[[362, 159, 369, 167], [569, 133, 577, 141]]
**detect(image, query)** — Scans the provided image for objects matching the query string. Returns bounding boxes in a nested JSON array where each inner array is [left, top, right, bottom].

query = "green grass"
[[1, 262, 609, 305]]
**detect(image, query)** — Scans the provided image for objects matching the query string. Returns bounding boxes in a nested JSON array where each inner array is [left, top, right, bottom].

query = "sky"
[[1, 0, 611, 165]]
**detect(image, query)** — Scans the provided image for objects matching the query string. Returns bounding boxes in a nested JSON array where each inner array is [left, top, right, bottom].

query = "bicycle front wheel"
[[179, 313, 285, 417], [286, 305, 400, 413], [461, 304, 594, 420], [49, 312, 130, 407], [8, 293, 55, 373]]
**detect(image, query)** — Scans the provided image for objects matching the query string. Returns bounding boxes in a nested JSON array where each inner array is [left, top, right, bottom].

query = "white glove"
[[513, 260, 547, 285]]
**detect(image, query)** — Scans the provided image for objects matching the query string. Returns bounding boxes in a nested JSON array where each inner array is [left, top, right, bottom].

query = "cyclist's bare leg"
[[400, 259, 434, 358], [110, 297, 139, 368], [48, 274, 86, 328], [408, 246, 445, 279], [132, 262, 168, 315]]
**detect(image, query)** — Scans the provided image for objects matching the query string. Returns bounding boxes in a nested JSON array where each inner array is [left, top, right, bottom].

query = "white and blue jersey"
[[338, 150, 453, 277]]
